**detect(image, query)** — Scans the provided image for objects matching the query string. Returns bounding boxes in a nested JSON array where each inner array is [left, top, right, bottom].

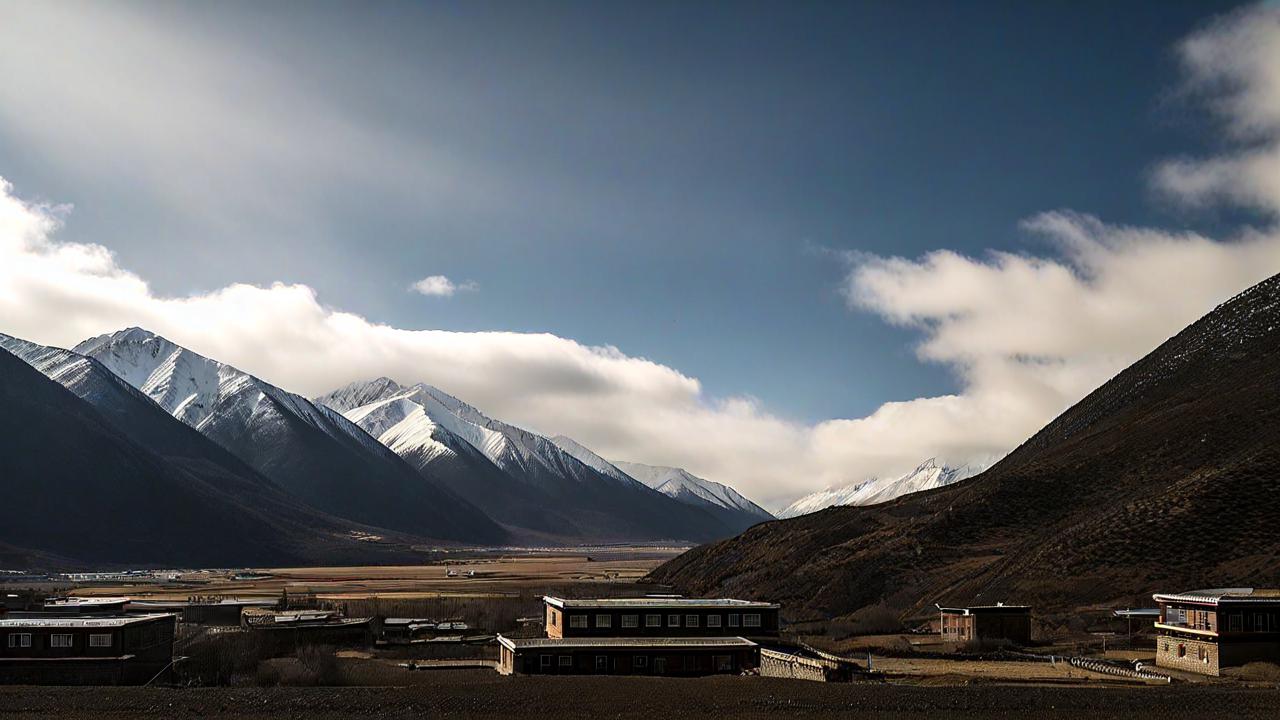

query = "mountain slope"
[[652, 273, 1280, 620], [776, 459, 973, 519], [0, 344, 420, 568], [321, 380, 734, 543], [74, 329, 504, 544], [609, 460, 774, 534]]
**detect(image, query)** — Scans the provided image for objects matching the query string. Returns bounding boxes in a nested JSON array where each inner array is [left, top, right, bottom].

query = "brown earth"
[[652, 273, 1280, 622], [3, 673, 1280, 719]]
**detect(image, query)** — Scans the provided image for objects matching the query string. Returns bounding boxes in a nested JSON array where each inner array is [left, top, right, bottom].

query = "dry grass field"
[[68, 549, 681, 603]]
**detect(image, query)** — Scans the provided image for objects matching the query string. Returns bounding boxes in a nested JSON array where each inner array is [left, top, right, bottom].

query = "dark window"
[[668, 614, 680, 627], [558, 656, 572, 667], [540, 655, 551, 667], [633, 655, 648, 668]]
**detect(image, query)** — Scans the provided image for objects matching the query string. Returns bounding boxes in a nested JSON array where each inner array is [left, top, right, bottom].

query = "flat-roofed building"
[[1153, 588, 1280, 676], [0, 614, 176, 685], [937, 603, 1032, 646], [542, 596, 780, 639], [41, 597, 129, 615], [497, 635, 758, 676]]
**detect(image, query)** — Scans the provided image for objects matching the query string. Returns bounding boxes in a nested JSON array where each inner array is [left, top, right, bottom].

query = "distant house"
[[937, 603, 1032, 646], [0, 614, 176, 685], [542, 596, 780, 639], [126, 598, 276, 626], [1153, 588, 1280, 676], [497, 635, 759, 676]]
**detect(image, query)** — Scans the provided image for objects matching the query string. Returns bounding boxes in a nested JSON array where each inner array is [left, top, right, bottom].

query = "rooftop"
[[542, 596, 779, 610], [937, 603, 1031, 614], [0, 613, 174, 628], [497, 635, 758, 650], [1153, 588, 1280, 605], [43, 597, 128, 607]]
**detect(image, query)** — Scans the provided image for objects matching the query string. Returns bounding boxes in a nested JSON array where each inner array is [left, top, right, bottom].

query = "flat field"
[[68, 549, 681, 602], [4, 673, 1280, 720]]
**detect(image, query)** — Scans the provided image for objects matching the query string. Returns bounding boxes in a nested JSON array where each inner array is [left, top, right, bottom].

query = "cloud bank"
[[411, 275, 478, 297], [3, 4, 1280, 510]]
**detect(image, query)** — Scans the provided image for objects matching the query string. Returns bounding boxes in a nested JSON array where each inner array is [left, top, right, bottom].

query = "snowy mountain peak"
[[777, 459, 975, 519], [315, 376, 406, 413], [611, 461, 773, 520], [548, 436, 647, 488]]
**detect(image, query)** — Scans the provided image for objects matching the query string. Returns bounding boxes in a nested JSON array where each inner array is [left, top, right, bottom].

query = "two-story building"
[[497, 596, 778, 676], [0, 613, 176, 685], [542, 596, 780, 640], [1153, 588, 1280, 676]]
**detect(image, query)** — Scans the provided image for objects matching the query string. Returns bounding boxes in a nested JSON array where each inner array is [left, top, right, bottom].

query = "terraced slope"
[[652, 273, 1280, 620]]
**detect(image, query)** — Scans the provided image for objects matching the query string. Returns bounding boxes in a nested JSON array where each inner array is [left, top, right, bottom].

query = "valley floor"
[[3, 673, 1280, 720]]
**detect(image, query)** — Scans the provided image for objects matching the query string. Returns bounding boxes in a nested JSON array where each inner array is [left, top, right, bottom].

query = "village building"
[[0, 613, 176, 685], [1153, 588, 1280, 676], [126, 597, 276, 626], [937, 603, 1032, 645], [41, 597, 130, 615], [542, 596, 780, 639], [497, 635, 759, 676]]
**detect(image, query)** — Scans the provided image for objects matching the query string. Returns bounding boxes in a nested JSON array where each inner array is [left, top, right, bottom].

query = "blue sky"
[[0, 0, 1246, 422], [3, 0, 1278, 504]]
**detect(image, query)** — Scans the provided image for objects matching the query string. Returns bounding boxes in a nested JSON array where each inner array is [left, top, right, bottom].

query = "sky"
[[2, 0, 1280, 509]]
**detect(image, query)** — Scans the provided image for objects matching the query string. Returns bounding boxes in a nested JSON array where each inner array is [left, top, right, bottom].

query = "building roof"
[[936, 603, 1031, 615], [542, 596, 779, 610], [497, 634, 758, 651], [1152, 588, 1280, 605], [43, 597, 129, 607], [127, 598, 275, 609], [0, 613, 174, 629]]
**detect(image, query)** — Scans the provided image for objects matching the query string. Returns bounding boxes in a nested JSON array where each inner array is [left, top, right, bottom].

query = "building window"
[[569, 615, 588, 629], [668, 614, 680, 627], [540, 655, 552, 667], [550, 611, 558, 627], [89, 634, 112, 648], [728, 614, 740, 627], [1230, 614, 1243, 633], [707, 615, 722, 628], [622, 615, 639, 628], [7, 633, 31, 648], [645, 614, 661, 627], [633, 655, 648, 668], [50, 634, 74, 648], [686, 614, 699, 628], [1255, 615, 1265, 632], [744, 613, 762, 628], [1177, 644, 1186, 658], [558, 656, 572, 667], [595, 614, 612, 628]]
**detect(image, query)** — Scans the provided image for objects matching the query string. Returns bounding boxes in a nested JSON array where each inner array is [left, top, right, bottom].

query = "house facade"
[[937, 603, 1032, 645], [1153, 588, 1280, 676], [497, 635, 759, 676], [542, 596, 779, 639], [0, 613, 176, 685]]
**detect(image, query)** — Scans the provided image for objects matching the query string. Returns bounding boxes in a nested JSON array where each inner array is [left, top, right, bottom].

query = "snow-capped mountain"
[[611, 460, 774, 533], [777, 458, 974, 519], [73, 328, 504, 543], [0, 336, 427, 568], [319, 378, 734, 543], [547, 435, 649, 489]]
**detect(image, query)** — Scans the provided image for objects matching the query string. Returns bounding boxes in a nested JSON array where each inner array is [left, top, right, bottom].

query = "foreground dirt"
[[3, 672, 1279, 719]]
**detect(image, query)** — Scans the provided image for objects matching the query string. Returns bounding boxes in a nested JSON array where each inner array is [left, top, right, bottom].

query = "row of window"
[[566, 613, 762, 629], [7, 633, 113, 649], [536, 654, 732, 670]]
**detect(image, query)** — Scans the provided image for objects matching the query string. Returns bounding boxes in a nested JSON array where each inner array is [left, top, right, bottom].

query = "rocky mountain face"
[[73, 329, 505, 544], [0, 342, 425, 568], [320, 380, 737, 543], [651, 272, 1280, 621]]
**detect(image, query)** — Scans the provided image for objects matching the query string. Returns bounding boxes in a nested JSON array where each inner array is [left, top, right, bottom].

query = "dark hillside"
[[651, 273, 1280, 619]]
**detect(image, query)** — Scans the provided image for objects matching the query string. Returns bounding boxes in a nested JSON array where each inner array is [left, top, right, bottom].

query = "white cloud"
[[2, 5, 1280, 512], [411, 275, 478, 297], [1154, 4, 1280, 214]]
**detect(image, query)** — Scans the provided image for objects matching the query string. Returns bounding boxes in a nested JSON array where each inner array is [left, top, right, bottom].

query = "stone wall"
[[1155, 634, 1218, 676], [759, 649, 830, 682]]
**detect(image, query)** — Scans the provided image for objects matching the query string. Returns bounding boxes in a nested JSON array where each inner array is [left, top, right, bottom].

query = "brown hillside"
[[650, 273, 1280, 620]]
